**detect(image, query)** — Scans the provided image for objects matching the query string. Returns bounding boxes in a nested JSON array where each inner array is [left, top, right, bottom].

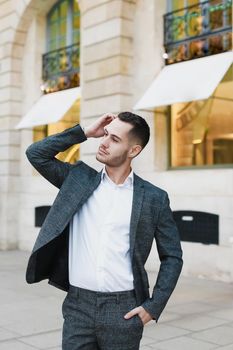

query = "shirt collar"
[[101, 166, 134, 187]]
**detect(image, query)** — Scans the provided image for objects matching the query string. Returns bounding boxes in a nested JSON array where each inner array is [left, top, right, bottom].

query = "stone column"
[[0, 0, 41, 249], [0, 0, 25, 249], [79, 0, 137, 169]]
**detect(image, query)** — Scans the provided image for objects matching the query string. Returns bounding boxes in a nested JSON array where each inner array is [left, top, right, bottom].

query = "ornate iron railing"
[[42, 43, 80, 94], [164, 0, 232, 64]]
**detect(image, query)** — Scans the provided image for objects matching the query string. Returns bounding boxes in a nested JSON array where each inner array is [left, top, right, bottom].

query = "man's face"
[[96, 118, 135, 167]]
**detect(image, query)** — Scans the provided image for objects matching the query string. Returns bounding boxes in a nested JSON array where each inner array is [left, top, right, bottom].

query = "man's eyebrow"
[[104, 127, 122, 141]]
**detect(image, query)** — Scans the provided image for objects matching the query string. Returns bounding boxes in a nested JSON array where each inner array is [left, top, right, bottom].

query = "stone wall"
[[0, 0, 58, 249]]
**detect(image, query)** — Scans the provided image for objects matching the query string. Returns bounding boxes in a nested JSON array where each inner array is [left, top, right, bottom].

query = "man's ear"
[[129, 144, 142, 158]]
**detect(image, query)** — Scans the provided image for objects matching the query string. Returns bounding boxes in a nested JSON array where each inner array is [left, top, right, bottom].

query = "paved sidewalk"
[[0, 251, 233, 350]]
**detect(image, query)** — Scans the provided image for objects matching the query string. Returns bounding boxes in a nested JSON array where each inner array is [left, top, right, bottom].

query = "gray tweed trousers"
[[62, 285, 144, 350]]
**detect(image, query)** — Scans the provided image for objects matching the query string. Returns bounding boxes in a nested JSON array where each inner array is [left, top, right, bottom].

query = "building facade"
[[0, 0, 232, 281]]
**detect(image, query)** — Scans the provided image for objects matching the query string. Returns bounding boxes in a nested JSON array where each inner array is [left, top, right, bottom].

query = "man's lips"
[[98, 147, 108, 155]]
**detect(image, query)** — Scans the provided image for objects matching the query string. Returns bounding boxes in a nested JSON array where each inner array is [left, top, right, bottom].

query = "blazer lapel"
[[129, 174, 145, 262], [83, 170, 102, 202], [71, 168, 103, 212]]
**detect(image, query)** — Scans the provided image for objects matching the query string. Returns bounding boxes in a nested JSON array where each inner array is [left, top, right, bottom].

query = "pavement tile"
[[0, 298, 63, 328], [0, 340, 38, 349], [19, 330, 61, 349], [158, 312, 181, 323], [155, 336, 218, 350], [0, 290, 38, 309], [4, 318, 62, 337], [191, 325, 233, 346], [206, 298, 233, 309], [217, 345, 233, 350], [0, 327, 20, 341], [208, 309, 233, 322], [167, 314, 229, 331], [166, 278, 228, 305], [1, 251, 233, 350], [140, 334, 158, 347], [167, 301, 218, 315], [143, 323, 190, 341]]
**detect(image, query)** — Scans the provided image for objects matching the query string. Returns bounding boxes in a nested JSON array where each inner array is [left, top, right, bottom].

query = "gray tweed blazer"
[[25, 124, 183, 322]]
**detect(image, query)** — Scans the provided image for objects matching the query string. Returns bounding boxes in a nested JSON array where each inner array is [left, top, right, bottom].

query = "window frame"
[[46, 0, 80, 52]]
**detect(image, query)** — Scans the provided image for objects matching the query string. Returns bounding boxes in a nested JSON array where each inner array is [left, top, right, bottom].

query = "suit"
[[25, 123, 183, 322]]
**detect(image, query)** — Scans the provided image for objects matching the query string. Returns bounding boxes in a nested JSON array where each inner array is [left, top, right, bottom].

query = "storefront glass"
[[33, 100, 80, 164], [170, 65, 233, 167]]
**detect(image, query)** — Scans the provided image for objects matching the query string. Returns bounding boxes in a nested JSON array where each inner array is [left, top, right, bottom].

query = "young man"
[[25, 111, 183, 350]]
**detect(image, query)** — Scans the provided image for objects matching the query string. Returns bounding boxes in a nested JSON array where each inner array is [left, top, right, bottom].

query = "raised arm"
[[25, 124, 87, 188], [25, 113, 117, 189]]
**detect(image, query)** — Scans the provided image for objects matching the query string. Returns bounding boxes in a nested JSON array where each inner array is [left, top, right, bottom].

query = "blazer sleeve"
[[141, 192, 183, 322], [25, 124, 87, 189]]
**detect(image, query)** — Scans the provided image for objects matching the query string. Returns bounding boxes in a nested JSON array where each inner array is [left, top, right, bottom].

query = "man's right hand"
[[84, 113, 117, 138]]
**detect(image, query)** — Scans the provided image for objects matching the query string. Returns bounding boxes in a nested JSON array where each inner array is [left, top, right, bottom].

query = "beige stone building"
[[0, 0, 232, 281]]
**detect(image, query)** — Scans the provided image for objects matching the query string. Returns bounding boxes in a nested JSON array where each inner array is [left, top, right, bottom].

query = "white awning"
[[133, 51, 233, 110], [15, 87, 81, 129]]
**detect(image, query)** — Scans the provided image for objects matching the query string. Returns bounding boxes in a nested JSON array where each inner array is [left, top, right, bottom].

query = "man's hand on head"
[[84, 113, 117, 138]]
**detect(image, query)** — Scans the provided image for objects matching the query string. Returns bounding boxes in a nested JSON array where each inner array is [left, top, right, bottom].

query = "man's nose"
[[101, 136, 109, 148]]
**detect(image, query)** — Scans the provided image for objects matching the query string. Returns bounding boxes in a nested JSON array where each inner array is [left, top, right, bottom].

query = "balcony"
[[164, 0, 232, 65], [42, 43, 80, 94]]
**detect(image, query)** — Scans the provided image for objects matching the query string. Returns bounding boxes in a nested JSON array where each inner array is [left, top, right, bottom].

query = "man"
[[25, 111, 183, 350]]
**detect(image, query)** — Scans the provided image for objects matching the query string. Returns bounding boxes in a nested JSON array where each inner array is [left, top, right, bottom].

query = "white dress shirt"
[[68, 166, 134, 292]]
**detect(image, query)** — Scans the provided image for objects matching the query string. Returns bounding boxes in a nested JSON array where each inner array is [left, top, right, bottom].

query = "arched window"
[[42, 0, 80, 94], [34, 0, 81, 165], [47, 0, 80, 51]]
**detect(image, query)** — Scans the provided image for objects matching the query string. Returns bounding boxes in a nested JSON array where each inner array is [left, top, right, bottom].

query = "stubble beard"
[[96, 151, 128, 167]]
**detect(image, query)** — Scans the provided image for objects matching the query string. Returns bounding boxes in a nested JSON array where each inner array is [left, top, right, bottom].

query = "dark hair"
[[117, 111, 150, 149]]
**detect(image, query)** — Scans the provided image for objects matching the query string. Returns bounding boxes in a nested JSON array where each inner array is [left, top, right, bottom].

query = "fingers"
[[101, 112, 117, 124], [124, 307, 140, 319], [102, 112, 117, 119], [85, 112, 117, 138]]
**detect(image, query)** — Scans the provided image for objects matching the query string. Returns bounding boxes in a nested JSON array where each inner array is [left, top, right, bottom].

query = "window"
[[33, 0, 81, 169], [47, 0, 80, 52], [170, 64, 233, 167], [42, 0, 80, 94], [165, 0, 232, 64]]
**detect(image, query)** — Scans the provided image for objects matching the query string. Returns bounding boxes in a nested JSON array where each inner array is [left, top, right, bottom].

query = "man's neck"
[[104, 164, 132, 185]]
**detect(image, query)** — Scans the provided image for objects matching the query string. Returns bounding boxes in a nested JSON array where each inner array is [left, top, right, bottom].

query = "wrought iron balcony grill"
[[164, 0, 232, 65], [42, 43, 80, 94]]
